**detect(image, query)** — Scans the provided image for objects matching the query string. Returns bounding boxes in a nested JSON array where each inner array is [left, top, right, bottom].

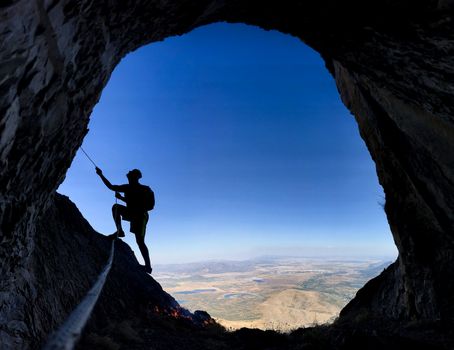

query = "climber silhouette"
[[96, 167, 155, 274]]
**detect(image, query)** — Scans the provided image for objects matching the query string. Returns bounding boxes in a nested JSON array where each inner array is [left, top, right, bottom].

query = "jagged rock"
[[31, 193, 218, 349], [30, 193, 180, 347], [2, 0, 454, 348]]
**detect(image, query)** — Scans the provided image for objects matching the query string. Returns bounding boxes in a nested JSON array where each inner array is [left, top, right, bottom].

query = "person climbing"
[[95, 167, 155, 274]]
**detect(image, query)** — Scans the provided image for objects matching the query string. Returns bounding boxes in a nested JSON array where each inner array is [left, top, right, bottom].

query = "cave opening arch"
[[63, 22, 396, 262], [1, 1, 454, 347], [60, 22, 396, 328]]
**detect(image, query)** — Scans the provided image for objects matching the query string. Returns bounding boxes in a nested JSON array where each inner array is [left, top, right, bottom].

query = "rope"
[[43, 145, 120, 349], [43, 236, 116, 350], [81, 146, 116, 205], [80, 146, 98, 168]]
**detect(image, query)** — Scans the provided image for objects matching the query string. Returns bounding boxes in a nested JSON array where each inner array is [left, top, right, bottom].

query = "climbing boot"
[[108, 230, 125, 239], [144, 265, 152, 274]]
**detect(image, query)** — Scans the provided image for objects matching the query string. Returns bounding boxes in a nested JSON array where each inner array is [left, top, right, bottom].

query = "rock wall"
[[11, 193, 189, 349], [2, 0, 454, 347]]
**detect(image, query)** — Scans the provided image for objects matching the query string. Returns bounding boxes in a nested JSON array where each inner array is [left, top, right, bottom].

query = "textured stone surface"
[[14, 193, 184, 349], [1, 0, 454, 348]]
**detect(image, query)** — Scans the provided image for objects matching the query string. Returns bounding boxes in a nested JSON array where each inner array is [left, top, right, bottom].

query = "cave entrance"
[[59, 23, 397, 330]]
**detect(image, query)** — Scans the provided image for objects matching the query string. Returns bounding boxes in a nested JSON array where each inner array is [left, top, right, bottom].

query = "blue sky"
[[58, 23, 398, 264]]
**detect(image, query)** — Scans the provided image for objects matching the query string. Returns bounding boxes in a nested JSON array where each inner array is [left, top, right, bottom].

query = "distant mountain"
[[359, 261, 393, 279], [156, 256, 393, 275], [155, 260, 257, 274]]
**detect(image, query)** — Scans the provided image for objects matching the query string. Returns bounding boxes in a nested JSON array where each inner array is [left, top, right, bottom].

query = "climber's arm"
[[95, 167, 123, 191], [115, 192, 127, 202]]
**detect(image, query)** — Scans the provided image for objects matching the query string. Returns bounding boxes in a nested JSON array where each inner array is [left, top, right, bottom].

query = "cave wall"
[[1, 0, 454, 346]]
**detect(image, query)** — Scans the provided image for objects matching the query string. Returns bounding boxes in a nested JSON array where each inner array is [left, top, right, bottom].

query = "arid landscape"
[[154, 257, 393, 331]]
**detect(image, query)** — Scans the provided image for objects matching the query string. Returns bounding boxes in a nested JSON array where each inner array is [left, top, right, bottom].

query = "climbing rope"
[[43, 146, 117, 350], [43, 239, 116, 350], [80, 146, 98, 168]]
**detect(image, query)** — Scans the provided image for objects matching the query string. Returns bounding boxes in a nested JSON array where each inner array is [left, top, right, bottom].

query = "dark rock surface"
[[2, 0, 454, 348], [26, 193, 185, 349], [15, 192, 226, 350]]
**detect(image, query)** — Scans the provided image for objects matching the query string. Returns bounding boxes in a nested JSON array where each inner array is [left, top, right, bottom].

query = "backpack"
[[143, 186, 155, 211]]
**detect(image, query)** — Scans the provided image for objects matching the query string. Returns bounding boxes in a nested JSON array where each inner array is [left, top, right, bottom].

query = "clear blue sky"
[[59, 23, 398, 264]]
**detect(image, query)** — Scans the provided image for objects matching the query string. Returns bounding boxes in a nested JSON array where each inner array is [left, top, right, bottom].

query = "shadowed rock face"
[[32, 194, 182, 349], [1, 0, 454, 347]]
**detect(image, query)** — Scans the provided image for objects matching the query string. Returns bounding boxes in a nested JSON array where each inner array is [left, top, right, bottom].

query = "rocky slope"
[[2, 0, 454, 348], [23, 193, 179, 348]]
